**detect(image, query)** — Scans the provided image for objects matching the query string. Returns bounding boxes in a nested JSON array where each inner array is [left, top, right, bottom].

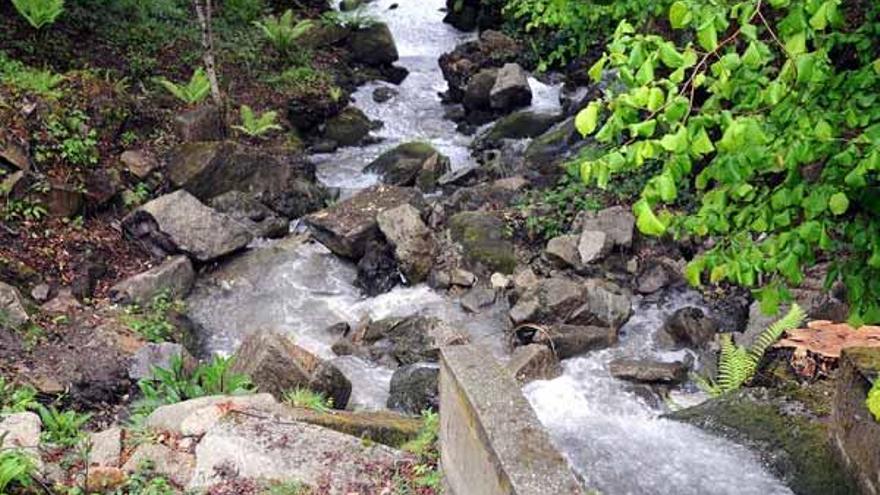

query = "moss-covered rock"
[[476, 111, 564, 150], [449, 211, 517, 274], [282, 406, 422, 448], [323, 107, 372, 147], [668, 387, 857, 495]]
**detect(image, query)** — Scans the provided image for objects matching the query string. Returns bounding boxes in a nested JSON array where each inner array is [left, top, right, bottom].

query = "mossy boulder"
[[524, 117, 602, 177], [323, 107, 372, 147], [349, 23, 399, 66], [282, 406, 422, 448], [475, 111, 564, 150], [668, 387, 858, 495], [449, 211, 517, 274], [364, 142, 450, 192]]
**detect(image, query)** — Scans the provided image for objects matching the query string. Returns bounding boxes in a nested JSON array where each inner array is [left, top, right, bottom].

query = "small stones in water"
[[372, 86, 398, 103]]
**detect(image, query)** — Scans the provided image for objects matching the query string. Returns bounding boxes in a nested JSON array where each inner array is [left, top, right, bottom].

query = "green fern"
[[156, 68, 211, 105], [283, 388, 332, 413], [231, 105, 283, 137], [0, 450, 36, 493], [868, 380, 880, 422], [12, 0, 64, 29], [254, 10, 314, 53], [699, 304, 806, 397]]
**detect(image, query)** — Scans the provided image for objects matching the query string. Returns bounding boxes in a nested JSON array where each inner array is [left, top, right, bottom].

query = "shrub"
[[253, 9, 314, 54], [12, 0, 65, 29], [156, 68, 211, 105], [232, 105, 282, 137]]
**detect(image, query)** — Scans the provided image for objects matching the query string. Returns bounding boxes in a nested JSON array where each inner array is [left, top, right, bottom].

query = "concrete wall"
[[832, 347, 880, 495], [439, 345, 586, 495]]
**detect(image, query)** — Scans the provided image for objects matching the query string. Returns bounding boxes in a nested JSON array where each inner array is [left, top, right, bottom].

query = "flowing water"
[[187, 1, 793, 492]]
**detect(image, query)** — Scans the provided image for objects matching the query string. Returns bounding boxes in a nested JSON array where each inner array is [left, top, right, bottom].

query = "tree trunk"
[[193, 0, 222, 107]]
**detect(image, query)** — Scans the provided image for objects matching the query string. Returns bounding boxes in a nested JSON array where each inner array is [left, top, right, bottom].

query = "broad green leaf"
[[829, 192, 849, 215], [633, 199, 669, 236], [636, 58, 655, 86], [784, 32, 806, 56], [647, 87, 665, 112], [588, 56, 607, 83], [669, 1, 691, 29], [809, 1, 829, 30], [690, 127, 715, 156], [660, 126, 688, 153], [575, 102, 601, 137], [697, 21, 718, 52], [659, 43, 685, 68], [629, 119, 657, 138], [663, 96, 689, 122]]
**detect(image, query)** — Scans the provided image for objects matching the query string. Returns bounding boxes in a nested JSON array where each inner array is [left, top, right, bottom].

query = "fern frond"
[[231, 105, 282, 137], [747, 303, 805, 366]]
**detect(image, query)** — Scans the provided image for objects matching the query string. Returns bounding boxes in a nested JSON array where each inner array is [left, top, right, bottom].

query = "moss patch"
[[449, 212, 517, 274]]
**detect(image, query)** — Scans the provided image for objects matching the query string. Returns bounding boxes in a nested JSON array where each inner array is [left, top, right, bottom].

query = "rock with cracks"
[[377, 203, 435, 284]]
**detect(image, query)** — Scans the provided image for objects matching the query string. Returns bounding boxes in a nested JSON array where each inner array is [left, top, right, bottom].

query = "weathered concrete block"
[[440, 345, 585, 495], [832, 347, 880, 495]]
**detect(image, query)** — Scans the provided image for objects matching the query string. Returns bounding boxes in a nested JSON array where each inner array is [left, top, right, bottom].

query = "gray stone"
[[129, 342, 196, 381], [657, 307, 718, 350], [449, 211, 517, 274], [188, 407, 404, 492], [372, 86, 398, 103], [608, 358, 688, 384], [120, 150, 159, 179], [210, 191, 290, 239], [324, 107, 371, 146], [364, 142, 451, 192], [507, 344, 562, 384], [476, 111, 563, 149], [231, 330, 351, 409], [0, 281, 29, 329], [30, 283, 51, 303], [573, 206, 636, 249], [545, 235, 580, 269], [123, 190, 253, 262], [460, 287, 495, 313], [832, 347, 880, 495], [346, 316, 470, 367], [523, 117, 587, 177], [523, 324, 617, 360], [377, 203, 435, 283], [109, 255, 195, 305], [0, 412, 41, 449], [568, 279, 633, 328], [173, 105, 225, 142], [490, 63, 532, 112], [578, 230, 610, 264], [509, 276, 585, 325], [145, 394, 278, 436], [440, 346, 585, 495], [349, 23, 399, 66], [637, 260, 673, 294], [88, 427, 122, 467], [123, 443, 195, 487], [305, 185, 424, 259], [40, 288, 81, 315], [387, 363, 440, 414], [463, 68, 498, 111]]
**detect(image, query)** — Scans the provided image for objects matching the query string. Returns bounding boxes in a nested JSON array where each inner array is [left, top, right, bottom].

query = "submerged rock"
[[448, 211, 517, 274]]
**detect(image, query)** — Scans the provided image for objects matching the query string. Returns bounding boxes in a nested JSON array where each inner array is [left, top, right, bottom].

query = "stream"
[[187, 0, 793, 493]]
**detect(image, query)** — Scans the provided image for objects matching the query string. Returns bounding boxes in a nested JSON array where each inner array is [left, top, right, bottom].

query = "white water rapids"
[[187, 1, 793, 493]]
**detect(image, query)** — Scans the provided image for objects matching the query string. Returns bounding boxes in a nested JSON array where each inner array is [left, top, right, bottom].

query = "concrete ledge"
[[440, 345, 585, 495]]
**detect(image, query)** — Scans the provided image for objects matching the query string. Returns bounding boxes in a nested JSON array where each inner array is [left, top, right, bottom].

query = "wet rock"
[[123, 444, 195, 487], [304, 184, 424, 259], [209, 191, 289, 239], [166, 141, 328, 218], [545, 235, 580, 269], [0, 412, 40, 449], [145, 394, 279, 436], [128, 342, 196, 381], [284, 406, 422, 447], [507, 344, 562, 384], [343, 316, 469, 367], [568, 279, 633, 328], [573, 205, 636, 250], [636, 259, 675, 294], [657, 307, 718, 350], [523, 117, 592, 177], [509, 276, 584, 325], [0, 281, 29, 329], [355, 240, 399, 296], [444, 176, 529, 214], [578, 230, 611, 264], [460, 287, 495, 313], [123, 190, 253, 262], [475, 111, 563, 150], [323, 107, 372, 146], [349, 23, 399, 66], [608, 358, 688, 384], [387, 363, 440, 414], [364, 142, 451, 192], [189, 406, 403, 492], [231, 330, 351, 409], [669, 388, 858, 495], [490, 63, 532, 112], [832, 347, 880, 495], [448, 211, 517, 274], [705, 289, 751, 333], [518, 324, 617, 360], [174, 105, 225, 142], [89, 427, 122, 467], [372, 86, 398, 103], [120, 149, 159, 179], [109, 255, 195, 305], [377, 204, 435, 283], [462, 68, 498, 113], [439, 30, 519, 103]]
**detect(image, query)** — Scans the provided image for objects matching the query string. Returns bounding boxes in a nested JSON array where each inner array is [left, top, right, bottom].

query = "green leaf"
[[629, 119, 657, 138], [809, 1, 829, 30], [588, 56, 607, 83], [697, 21, 718, 52], [575, 102, 601, 137], [660, 126, 688, 153], [647, 87, 665, 112], [669, 1, 691, 29], [829, 192, 849, 215], [633, 199, 669, 236], [690, 127, 715, 156], [636, 58, 655, 86], [785, 32, 806, 56], [659, 43, 685, 68]]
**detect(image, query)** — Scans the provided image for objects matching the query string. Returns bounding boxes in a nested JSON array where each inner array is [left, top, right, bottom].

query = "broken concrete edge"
[[439, 344, 587, 495]]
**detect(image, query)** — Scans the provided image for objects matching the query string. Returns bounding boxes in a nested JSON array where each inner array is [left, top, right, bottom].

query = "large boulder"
[[474, 111, 564, 150], [283, 406, 422, 448], [364, 142, 451, 192], [173, 105, 225, 142], [209, 191, 289, 239], [123, 190, 253, 262], [165, 141, 327, 218], [323, 107, 372, 147], [145, 394, 279, 436], [349, 23, 399, 66], [376, 204, 435, 283], [0, 412, 40, 450], [572, 205, 636, 250], [334, 316, 469, 368], [509, 276, 585, 325], [0, 281, 29, 329], [657, 307, 718, 350], [439, 30, 520, 103], [507, 344, 562, 384], [490, 63, 532, 112], [462, 68, 498, 112], [231, 330, 351, 409], [448, 211, 517, 274], [516, 324, 617, 359], [387, 363, 440, 414], [109, 255, 195, 305], [570, 279, 633, 328], [304, 185, 424, 259]]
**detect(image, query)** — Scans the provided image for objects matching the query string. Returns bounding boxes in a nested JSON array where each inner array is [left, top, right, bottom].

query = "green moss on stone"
[[449, 212, 517, 274]]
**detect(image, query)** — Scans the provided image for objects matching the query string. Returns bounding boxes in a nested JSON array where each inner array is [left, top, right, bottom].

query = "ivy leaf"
[[829, 192, 849, 215], [647, 87, 665, 112], [663, 96, 689, 122], [690, 127, 715, 156], [655, 174, 677, 202], [809, 1, 830, 30], [660, 126, 688, 153], [575, 102, 601, 137], [659, 42, 685, 68], [669, 1, 691, 29], [697, 21, 718, 52], [629, 119, 657, 138], [636, 58, 655, 85], [588, 56, 607, 83], [633, 199, 669, 236], [785, 32, 806, 56]]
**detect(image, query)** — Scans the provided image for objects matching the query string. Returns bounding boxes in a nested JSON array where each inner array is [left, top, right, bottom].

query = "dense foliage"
[[572, 0, 880, 324]]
